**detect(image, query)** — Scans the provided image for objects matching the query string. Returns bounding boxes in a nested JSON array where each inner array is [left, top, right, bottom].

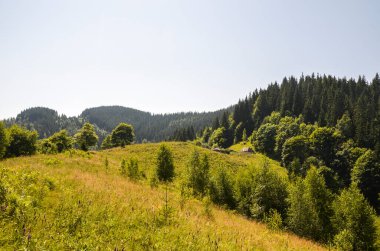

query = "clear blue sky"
[[1, 0, 379, 119]]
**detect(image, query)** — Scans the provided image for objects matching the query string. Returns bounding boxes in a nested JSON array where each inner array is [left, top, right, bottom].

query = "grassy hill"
[[0, 142, 328, 250]]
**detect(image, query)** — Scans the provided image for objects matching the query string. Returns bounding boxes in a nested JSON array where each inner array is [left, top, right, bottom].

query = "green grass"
[[0, 142, 328, 250]]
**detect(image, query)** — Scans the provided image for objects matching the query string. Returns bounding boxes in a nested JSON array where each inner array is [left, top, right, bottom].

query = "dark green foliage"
[[49, 130, 73, 153], [274, 116, 301, 157], [336, 112, 354, 139], [332, 140, 367, 188], [170, 126, 196, 142], [252, 123, 277, 156], [234, 160, 288, 220], [5, 125, 38, 157], [310, 127, 340, 166], [186, 150, 210, 197], [317, 166, 340, 193], [156, 145, 174, 182], [0, 122, 7, 159], [81, 106, 229, 142], [74, 123, 98, 151], [209, 167, 235, 209], [287, 167, 333, 242], [14, 107, 61, 138], [281, 135, 309, 171], [110, 123, 135, 147], [352, 150, 380, 212], [332, 184, 377, 250]]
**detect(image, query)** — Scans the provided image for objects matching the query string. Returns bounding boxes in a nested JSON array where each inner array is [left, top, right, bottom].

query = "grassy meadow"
[[1, 142, 329, 250]]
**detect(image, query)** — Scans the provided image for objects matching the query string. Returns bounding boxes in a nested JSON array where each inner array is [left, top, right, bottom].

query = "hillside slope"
[[0, 142, 325, 250]]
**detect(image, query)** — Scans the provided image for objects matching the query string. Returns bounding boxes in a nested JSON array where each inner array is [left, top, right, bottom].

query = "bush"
[[264, 209, 283, 231], [6, 125, 38, 157], [38, 139, 58, 154], [49, 130, 73, 153]]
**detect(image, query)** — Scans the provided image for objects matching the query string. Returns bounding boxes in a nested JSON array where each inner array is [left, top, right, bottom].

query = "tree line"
[[0, 121, 135, 158], [203, 73, 380, 149], [2, 106, 229, 144]]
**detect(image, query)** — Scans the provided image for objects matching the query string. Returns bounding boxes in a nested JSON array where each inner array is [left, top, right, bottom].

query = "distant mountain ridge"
[[3, 105, 229, 143]]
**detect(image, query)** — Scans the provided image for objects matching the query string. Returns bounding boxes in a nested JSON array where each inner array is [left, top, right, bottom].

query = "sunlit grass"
[[0, 142, 327, 250]]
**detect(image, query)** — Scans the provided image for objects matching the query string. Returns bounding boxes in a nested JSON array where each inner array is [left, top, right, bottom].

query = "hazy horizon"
[[1, 0, 379, 119]]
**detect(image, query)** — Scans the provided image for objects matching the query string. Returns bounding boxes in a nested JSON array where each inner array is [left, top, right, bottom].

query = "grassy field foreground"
[[0, 142, 327, 250]]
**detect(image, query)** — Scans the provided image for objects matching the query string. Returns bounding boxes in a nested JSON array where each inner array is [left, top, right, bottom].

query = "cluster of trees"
[[200, 74, 380, 150], [248, 111, 380, 213], [0, 121, 136, 159], [101, 123, 135, 149], [0, 123, 38, 158], [152, 146, 378, 249], [169, 126, 196, 142], [81, 106, 228, 142]]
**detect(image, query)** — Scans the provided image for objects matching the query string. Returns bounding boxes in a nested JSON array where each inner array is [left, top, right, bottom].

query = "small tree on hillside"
[[332, 184, 377, 250], [287, 167, 333, 242], [74, 123, 98, 151], [111, 123, 135, 147], [187, 149, 210, 197], [156, 144, 174, 182]]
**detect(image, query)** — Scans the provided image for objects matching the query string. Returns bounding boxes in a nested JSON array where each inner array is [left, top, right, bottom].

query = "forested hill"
[[228, 73, 380, 149], [3, 106, 229, 142], [81, 106, 228, 142]]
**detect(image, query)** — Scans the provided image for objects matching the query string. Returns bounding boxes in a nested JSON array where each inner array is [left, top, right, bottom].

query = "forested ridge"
[[3, 106, 229, 143], [227, 73, 380, 149]]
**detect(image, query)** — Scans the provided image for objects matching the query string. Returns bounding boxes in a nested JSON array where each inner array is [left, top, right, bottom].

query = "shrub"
[[38, 139, 58, 154], [49, 130, 73, 152], [6, 125, 38, 157]]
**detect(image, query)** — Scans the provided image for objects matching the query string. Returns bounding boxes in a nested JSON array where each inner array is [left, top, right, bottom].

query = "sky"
[[0, 0, 379, 119]]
